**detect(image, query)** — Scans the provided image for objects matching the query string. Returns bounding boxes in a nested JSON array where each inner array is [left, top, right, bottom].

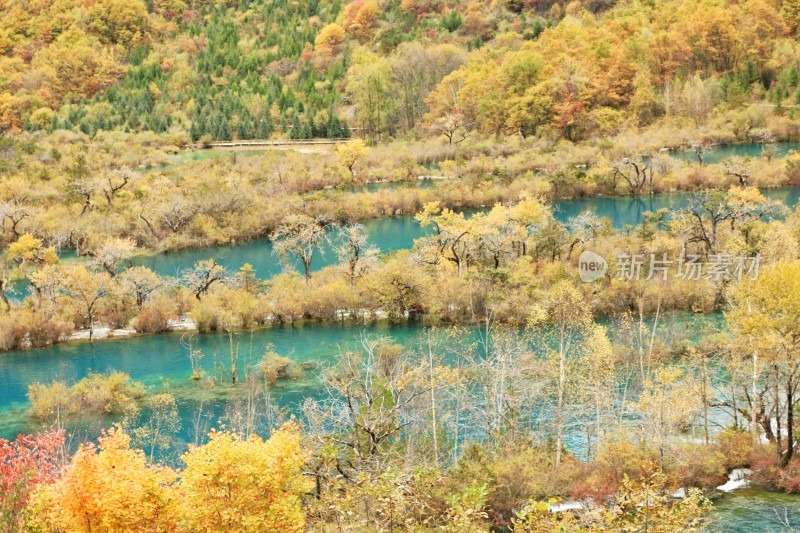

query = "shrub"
[[27, 372, 145, 421], [25, 426, 177, 532], [0, 310, 71, 351], [0, 314, 21, 351], [714, 428, 754, 470], [132, 297, 177, 333], [448, 442, 584, 527], [0, 429, 65, 532], [71, 372, 146, 414], [750, 448, 800, 493], [670, 442, 727, 489], [27, 381, 71, 420], [178, 423, 309, 531], [581, 435, 656, 499], [188, 296, 219, 332], [259, 351, 295, 385]]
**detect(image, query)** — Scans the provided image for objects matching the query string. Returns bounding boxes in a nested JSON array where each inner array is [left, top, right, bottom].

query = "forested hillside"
[[3, 0, 800, 142]]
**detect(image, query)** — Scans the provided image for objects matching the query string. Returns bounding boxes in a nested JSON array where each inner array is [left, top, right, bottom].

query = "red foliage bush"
[[750, 448, 800, 493], [0, 429, 66, 532], [132, 300, 177, 333]]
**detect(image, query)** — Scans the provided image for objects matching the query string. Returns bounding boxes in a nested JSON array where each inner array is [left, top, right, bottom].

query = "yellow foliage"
[[178, 422, 310, 532], [25, 423, 310, 532], [315, 23, 346, 56], [335, 139, 370, 177], [25, 425, 178, 532]]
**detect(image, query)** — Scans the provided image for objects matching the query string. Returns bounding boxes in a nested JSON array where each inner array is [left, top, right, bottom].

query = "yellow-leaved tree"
[[25, 425, 178, 532], [178, 421, 309, 532], [24, 422, 309, 532], [335, 138, 369, 180]]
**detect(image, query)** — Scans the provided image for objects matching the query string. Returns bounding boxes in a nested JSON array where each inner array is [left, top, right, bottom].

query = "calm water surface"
[[671, 142, 800, 165]]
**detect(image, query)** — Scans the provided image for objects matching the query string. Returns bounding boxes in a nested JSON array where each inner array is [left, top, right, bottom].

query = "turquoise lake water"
[[670, 142, 800, 165]]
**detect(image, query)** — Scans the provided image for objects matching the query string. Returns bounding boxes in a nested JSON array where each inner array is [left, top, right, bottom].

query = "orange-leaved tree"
[[25, 425, 177, 532]]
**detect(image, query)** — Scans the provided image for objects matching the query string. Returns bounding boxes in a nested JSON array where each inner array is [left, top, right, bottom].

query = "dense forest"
[[5, 0, 800, 531], [3, 0, 800, 141]]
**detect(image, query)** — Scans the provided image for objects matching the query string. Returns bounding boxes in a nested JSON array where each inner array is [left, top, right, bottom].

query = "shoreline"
[[4, 306, 720, 356], [61, 182, 800, 260]]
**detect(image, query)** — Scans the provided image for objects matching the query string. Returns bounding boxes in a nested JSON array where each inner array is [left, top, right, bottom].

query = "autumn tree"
[[456, 327, 543, 448], [612, 155, 656, 196], [565, 211, 606, 260], [0, 429, 65, 533], [603, 462, 710, 532], [315, 23, 346, 58], [120, 265, 162, 307], [344, 0, 379, 39], [6, 234, 58, 268], [271, 214, 333, 285], [675, 187, 786, 255], [86, 237, 136, 276], [99, 169, 132, 211], [307, 336, 447, 470], [635, 367, 701, 466], [346, 51, 397, 142], [783, 0, 800, 36], [501, 47, 554, 137], [416, 203, 478, 276], [0, 234, 58, 308], [727, 261, 800, 465], [334, 223, 378, 285], [178, 422, 308, 532], [182, 259, 226, 300], [416, 197, 549, 275], [389, 42, 465, 133], [25, 426, 177, 532], [335, 139, 370, 179], [60, 266, 113, 339], [532, 280, 593, 467], [0, 199, 30, 239], [123, 393, 181, 463], [582, 325, 616, 457]]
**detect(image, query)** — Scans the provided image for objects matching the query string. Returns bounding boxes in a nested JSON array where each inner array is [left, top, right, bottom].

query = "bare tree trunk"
[[701, 349, 709, 445], [784, 379, 795, 467], [753, 350, 760, 446], [776, 367, 782, 461], [428, 341, 438, 466], [556, 323, 565, 467]]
